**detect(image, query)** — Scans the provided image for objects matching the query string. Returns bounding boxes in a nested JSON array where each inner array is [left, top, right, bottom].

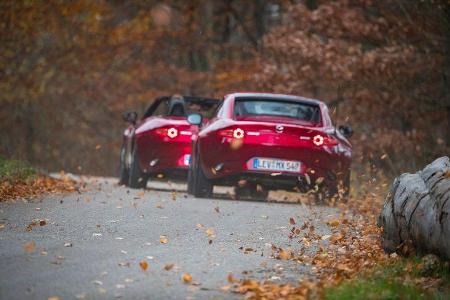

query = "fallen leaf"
[[23, 241, 36, 253], [321, 235, 331, 240], [48, 297, 60, 300], [171, 192, 176, 201], [214, 207, 220, 213], [0, 224, 5, 230], [227, 273, 236, 283], [95, 144, 101, 150], [160, 235, 168, 244], [164, 264, 174, 271], [327, 219, 340, 227], [139, 260, 149, 271], [206, 228, 215, 237], [289, 217, 296, 225], [182, 273, 192, 283]]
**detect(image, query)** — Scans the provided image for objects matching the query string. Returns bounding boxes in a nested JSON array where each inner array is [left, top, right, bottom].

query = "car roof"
[[228, 92, 323, 105]]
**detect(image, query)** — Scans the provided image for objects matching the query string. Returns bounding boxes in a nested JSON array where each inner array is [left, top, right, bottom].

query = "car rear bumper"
[[136, 138, 191, 174]]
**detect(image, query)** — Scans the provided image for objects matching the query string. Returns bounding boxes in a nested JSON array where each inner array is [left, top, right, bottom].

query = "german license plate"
[[252, 158, 301, 173]]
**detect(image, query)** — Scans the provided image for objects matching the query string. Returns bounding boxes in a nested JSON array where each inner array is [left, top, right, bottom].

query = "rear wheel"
[[192, 159, 213, 198], [187, 163, 195, 195], [128, 147, 148, 189], [119, 145, 129, 185], [235, 183, 269, 201]]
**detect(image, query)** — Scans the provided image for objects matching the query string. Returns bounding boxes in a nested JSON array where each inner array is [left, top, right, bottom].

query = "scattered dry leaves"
[[0, 175, 76, 202]]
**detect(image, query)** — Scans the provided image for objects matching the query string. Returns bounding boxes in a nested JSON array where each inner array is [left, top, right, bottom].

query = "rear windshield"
[[234, 98, 321, 124], [144, 97, 218, 119]]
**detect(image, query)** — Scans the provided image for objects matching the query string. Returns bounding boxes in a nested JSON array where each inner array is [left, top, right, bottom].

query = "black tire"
[[251, 184, 269, 201], [234, 184, 253, 200], [119, 145, 129, 185], [128, 147, 147, 189], [343, 172, 351, 199], [235, 183, 269, 201], [192, 160, 213, 198], [187, 163, 195, 195]]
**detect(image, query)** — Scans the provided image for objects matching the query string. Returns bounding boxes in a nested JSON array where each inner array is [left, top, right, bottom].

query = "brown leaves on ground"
[[26, 219, 48, 231], [0, 175, 76, 201], [235, 182, 391, 299]]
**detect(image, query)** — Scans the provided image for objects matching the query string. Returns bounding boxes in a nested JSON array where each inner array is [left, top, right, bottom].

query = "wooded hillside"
[[1, 0, 449, 176]]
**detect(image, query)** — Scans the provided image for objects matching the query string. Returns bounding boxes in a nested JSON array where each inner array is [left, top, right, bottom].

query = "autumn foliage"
[[0, 0, 449, 177]]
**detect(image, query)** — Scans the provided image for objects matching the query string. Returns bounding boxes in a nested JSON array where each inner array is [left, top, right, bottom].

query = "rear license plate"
[[184, 154, 191, 166], [252, 158, 301, 173]]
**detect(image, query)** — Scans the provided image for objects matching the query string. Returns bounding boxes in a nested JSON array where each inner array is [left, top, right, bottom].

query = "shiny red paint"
[[133, 117, 196, 173], [122, 96, 218, 177], [192, 93, 352, 191]]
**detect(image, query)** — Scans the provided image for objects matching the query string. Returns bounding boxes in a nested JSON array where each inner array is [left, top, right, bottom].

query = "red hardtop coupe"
[[120, 95, 218, 188], [187, 92, 353, 200]]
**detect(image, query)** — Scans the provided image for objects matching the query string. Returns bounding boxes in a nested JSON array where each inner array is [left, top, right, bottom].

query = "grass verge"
[[324, 256, 450, 300], [0, 155, 36, 182]]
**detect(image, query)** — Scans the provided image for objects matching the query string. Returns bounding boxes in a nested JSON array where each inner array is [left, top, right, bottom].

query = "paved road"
[[0, 178, 340, 300]]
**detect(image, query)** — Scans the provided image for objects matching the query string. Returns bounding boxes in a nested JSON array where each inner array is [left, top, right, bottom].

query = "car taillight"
[[155, 127, 178, 138], [313, 134, 337, 146], [219, 128, 245, 139]]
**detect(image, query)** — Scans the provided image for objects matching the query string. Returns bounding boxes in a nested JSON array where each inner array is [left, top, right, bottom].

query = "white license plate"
[[252, 158, 301, 173], [183, 154, 191, 166]]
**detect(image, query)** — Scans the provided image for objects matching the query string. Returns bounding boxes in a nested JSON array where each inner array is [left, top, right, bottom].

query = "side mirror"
[[122, 112, 138, 125], [338, 125, 353, 138], [187, 113, 203, 126]]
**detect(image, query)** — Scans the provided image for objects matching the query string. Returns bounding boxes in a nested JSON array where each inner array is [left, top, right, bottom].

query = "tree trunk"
[[378, 156, 450, 260]]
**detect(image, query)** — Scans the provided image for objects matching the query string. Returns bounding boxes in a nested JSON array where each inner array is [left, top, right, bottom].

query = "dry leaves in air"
[[160, 235, 168, 244], [182, 273, 192, 283], [139, 260, 149, 271]]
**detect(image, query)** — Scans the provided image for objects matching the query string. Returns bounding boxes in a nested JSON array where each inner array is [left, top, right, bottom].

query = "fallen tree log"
[[378, 156, 450, 260]]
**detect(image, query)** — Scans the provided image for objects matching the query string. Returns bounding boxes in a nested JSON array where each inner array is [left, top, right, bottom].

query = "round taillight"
[[167, 127, 178, 138], [313, 135, 324, 146], [233, 128, 245, 139]]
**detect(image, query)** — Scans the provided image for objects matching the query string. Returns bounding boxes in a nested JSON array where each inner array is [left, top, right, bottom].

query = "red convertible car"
[[187, 93, 352, 200], [120, 95, 218, 188]]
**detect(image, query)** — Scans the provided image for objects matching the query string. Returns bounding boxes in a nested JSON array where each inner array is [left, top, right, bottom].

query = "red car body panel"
[[193, 93, 352, 190], [122, 96, 218, 176], [135, 117, 196, 173]]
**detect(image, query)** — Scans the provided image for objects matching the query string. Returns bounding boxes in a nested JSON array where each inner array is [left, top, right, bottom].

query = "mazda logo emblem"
[[275, 125, 284, 133]]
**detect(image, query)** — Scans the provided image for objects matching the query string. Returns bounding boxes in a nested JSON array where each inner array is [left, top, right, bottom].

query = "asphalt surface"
[[0, 177, 340, 300]]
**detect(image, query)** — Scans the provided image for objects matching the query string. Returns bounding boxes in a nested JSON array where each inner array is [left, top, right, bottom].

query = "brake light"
[[219, 128, 245, 139], [155, 127, 178, 138], [313, 134, 337, 146]]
